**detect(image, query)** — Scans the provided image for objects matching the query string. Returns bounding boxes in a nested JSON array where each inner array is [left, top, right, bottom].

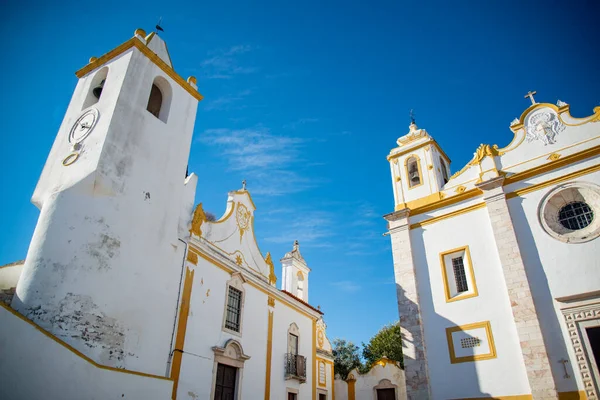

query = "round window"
[[558, 201, 594, 230], [538, 182, 600, 243]]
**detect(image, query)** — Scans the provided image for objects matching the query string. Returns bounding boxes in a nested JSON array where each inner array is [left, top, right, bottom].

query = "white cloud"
[[332, 280, 361, 293], [201, 45, 258, 79], [203, 90, 252, 111], [199, 126, 322, 196], [284, 118, 320, 130], [263, 211, 334, 245]]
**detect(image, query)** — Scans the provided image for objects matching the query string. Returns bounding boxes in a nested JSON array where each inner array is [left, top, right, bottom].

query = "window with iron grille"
[[225, 287, 242, 332], [452, 256, 469, 293], [558, 201, 594, 230]]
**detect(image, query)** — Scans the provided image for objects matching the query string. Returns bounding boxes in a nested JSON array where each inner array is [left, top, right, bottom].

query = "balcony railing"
[[285, 353, 307, 382]]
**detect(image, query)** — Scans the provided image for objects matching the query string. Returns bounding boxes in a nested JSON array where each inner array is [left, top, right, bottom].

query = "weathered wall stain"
[[86, 234, 121, 271], [25, 292, 128, 366]]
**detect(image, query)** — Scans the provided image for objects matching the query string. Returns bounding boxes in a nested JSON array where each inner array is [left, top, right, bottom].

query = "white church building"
[[0, 29, 335, 400], [385, 96, 600, 399]]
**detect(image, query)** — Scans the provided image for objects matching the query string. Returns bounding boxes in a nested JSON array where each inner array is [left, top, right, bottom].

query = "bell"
[[92, 79, 105, 99], [410, 171, 420, 183]]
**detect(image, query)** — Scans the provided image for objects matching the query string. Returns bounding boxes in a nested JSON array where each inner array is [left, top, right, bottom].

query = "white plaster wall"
[[498, 105, 600, 172], [0, 305, 172, 400], [177, 255, 316, 400], [354, 364, 406, 400], [334, 378, 349, 400], [0, 263, 23, 289], [410, 207, 531, 398], [508, 162, 600, 392], [316, 359, 334, 398], [271, 295, 314, 400], [13, 41, 198, 377]]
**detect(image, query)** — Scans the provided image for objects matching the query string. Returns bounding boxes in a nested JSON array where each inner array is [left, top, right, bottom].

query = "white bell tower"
[[12, 29, 202, 377], [388, 120, 452, 209], [281, 240, 311, 302]]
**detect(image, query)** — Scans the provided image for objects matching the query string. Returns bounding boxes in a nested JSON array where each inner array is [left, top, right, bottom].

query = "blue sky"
[[1, 1, 598, 348]]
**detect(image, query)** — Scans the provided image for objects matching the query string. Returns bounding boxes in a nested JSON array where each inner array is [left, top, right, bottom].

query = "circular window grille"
[[538, 182, 600, 243], [558, 202, 594, 230]]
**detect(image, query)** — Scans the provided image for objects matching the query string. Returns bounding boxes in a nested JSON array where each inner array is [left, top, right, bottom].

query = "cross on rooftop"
[[524, 90, 537, 105]]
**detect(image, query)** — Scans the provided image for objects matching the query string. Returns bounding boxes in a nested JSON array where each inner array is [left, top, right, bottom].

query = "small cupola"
[[387, 118, 452, 209], [281, 240, 311, 302]]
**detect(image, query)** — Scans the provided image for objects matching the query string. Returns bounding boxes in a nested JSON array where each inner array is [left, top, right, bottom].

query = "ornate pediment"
[[190, 189, 271, 280]]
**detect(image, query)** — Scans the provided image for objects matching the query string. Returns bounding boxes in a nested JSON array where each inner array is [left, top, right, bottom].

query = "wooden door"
[[214, 363, 237, 400], [377, 388, 395, 400]]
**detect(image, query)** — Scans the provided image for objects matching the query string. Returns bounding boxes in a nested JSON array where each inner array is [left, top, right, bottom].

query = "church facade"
[[0, 29, 334, 400], [385, 98, 600, 399]]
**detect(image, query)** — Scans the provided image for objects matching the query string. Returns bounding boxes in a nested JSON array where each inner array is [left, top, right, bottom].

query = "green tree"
[[362, 322, 403, 370], [332, 338, 362, 380]]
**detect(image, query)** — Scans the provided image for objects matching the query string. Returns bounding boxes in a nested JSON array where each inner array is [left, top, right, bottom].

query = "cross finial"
[[409, 109, 416, 125], [242, 179, 247, 190], [524, 90, 537, 105]]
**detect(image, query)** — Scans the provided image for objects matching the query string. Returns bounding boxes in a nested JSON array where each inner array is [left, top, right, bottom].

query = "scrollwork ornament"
[[236, 203, 251, 242], [526, 110, 565, 145], [190, 203, 206, 237]]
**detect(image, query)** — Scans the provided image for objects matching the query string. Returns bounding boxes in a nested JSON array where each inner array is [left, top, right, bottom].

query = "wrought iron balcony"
[[285, 353, 306, 382]]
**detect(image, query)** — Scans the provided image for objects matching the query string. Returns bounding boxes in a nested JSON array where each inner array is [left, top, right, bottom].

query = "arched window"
[[406, 156, 422, 188], [146, 76, 172, 123], [147, 84, 163, 118], [82, 67, 108, 110], [297, 271, 304, 300], [440, 157, 449, 184]]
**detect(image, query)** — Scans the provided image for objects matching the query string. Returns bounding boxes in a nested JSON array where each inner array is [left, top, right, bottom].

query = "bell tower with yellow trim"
[[388, 121, 452, 210]]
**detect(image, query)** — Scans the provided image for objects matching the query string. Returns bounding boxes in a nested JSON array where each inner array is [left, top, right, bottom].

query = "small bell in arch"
[[92, 79, 105, 99]]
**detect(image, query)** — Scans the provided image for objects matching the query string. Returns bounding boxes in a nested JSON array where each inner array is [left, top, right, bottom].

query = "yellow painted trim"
[[318, 360, 326, 387], [410, 203, 486, 230], [507, 163, 600, 199], [331, 363, 335, 400], [186, 250, 198, 265], [170, 267, 195, 399], [409, 159, 600, 230], [439, 246, 478, 303], [404, 154, 424, 189], [209, 201, 235, 224], [504, 144, 600, 185], [388, 140, 452, 164], [402, 131, 600, 217], [313, 319, 317, 400], [503, 135, 600, 172], [446, 320, 497, 364], [264, 310, 274, 400], [231, 189, 258, 210], [558, 390, 588, 400], [0, 303, 172, 381], [144, 31, 175, 68], [408, 188, 481, 216], [191, 245, 318, 321], [75, 37, 203, 101], [450, 396, 533, 400], [347, 378, 356, 400]]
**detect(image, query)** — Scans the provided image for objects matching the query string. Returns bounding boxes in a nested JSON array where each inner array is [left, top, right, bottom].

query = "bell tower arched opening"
[[146, 76, 172, 123]]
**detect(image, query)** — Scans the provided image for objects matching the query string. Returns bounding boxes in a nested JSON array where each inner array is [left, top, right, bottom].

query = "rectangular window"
[[214, 363, 237, 400], [439, 246, 478, 302], [288, 393, 297, 400], [452, 256, 469, 293], [225, 287, 242, 332], [319, 394, 327, 400]]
